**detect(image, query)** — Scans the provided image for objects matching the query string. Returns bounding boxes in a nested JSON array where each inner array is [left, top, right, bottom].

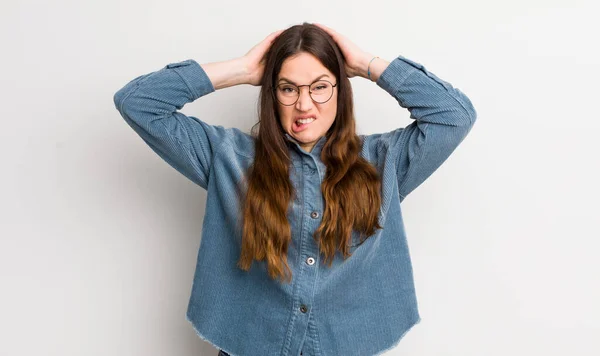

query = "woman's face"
[[276, 52, 337, 153]]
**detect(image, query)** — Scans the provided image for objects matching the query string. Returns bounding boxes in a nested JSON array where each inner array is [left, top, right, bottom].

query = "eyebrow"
[[277, 74, 330, 85]]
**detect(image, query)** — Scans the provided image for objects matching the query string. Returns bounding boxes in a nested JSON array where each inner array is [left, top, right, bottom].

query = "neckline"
[[284, 133, 327, 156]]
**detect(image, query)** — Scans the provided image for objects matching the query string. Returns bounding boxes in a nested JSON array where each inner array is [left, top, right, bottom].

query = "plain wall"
[[2, 0, 599, 355]]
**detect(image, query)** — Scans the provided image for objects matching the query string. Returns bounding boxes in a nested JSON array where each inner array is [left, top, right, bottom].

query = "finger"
[[314, 23, 336, 37], [257, 29, 284, 50], [268, 29, 284, 40], [314, 22, 331, 31]]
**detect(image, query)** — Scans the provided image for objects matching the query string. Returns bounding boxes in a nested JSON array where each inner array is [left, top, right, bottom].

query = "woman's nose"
[[295, 87, 313, 111]]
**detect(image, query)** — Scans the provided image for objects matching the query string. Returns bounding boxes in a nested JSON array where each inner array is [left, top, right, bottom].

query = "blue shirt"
[[113, 54, 476, 356]]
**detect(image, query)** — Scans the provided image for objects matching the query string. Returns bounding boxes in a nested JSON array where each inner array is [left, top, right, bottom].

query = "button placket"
[[303, 163, 316, 175]]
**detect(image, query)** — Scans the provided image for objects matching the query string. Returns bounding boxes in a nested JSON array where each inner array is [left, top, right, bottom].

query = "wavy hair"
[[237, 23, 383, 283]]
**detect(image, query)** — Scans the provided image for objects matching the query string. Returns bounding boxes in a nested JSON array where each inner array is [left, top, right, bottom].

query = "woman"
[[114, 22, 476, 356]]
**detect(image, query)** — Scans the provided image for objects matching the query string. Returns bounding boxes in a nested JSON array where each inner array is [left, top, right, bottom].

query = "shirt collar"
[[284, 133, 327, 157]]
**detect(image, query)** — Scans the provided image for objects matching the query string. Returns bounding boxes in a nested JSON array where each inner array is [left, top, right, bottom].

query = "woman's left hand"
[[314, 23, 374, 79]]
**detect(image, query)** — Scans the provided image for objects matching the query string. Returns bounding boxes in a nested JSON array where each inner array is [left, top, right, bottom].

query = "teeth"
[[296, 117, 315, 124]]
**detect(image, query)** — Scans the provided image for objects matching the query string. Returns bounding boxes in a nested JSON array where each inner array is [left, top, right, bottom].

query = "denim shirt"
[[113, 54, 476, 356]]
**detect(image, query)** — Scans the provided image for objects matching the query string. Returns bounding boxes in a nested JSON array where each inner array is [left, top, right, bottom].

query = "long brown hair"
[[237, 23, 383, 283]]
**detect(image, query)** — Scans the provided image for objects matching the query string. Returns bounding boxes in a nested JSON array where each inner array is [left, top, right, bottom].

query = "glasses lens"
[[275, 81, 335, 105], [310, 81, 333, 103], [276, 84, 299, 105]]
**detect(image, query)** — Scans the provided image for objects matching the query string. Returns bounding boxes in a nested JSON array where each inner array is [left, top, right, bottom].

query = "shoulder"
[[219, 126, 256, 159], [359, 129, 404, 161]]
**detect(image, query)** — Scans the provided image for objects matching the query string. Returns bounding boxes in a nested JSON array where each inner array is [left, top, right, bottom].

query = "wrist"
[[232, 57, 252, 85], [357, 53, 375, 79], [365, 56, 390, 82], [202, 57, 249, 90], [366, 56, 380, 81]]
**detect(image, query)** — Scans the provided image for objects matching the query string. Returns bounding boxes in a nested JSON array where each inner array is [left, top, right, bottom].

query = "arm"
[[375, 55, 477, 202], [308, 24, 476, 201], [201, 57, 251, 90], [112, 31, 283, 189], [113, 59, 235, 190], [358, 56, 391, 83]]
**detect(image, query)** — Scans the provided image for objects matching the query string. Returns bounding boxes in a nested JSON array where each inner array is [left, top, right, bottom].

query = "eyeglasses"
[[274, 80, 337, 106]]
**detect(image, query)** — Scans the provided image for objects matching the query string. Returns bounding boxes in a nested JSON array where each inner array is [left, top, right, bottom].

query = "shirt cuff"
[[165, 59, 216, 100], [376, 55, 424, 95]]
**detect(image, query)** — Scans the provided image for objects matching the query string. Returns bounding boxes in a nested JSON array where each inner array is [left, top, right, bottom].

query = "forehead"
[[278, 52, 334, 82]]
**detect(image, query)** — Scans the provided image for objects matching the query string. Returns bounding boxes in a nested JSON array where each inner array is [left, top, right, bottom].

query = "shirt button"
[[311, 211, 319, 219], [304, 164, 316, 175], [306, 257, 315, 265], [300, 304, 308, 313]]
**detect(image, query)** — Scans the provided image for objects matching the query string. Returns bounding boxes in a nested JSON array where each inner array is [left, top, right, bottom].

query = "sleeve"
[[113, 59, 230, 190], [373, 55, 477, 202]]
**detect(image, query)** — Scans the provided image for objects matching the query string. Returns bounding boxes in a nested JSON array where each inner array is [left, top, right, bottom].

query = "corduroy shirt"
[[113, 54, 476, 356]]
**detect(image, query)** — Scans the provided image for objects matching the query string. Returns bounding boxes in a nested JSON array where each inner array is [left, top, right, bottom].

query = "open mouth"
[[293, 117, 316, 132]]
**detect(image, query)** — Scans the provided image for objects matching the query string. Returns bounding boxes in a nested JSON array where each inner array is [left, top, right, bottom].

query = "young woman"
[[114, 22, 476, 356]]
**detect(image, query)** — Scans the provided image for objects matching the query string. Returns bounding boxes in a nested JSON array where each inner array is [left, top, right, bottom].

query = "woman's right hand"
[[241, 29, 284, 86]]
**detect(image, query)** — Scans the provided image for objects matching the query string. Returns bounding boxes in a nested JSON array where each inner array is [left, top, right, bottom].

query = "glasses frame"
[[274, 79, 338, 106]]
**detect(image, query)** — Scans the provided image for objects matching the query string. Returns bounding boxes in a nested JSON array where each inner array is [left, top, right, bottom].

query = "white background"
[[2, 0, 599, 355]]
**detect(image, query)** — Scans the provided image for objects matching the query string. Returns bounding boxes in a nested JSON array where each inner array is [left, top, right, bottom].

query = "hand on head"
[[242, 29, 285, 86], [241, 23, 376, 86], [313, 23, 374, 79]]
